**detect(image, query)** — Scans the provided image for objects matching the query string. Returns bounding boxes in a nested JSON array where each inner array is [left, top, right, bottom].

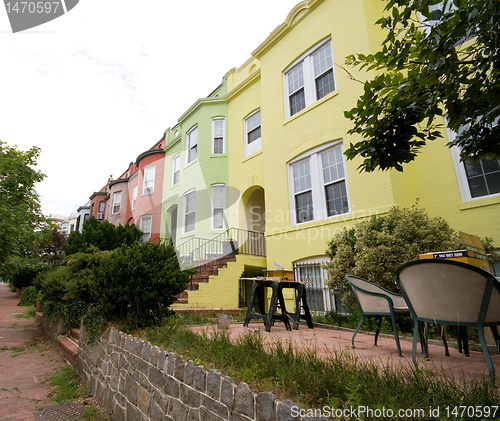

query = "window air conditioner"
[[97, 213, 103, 220]]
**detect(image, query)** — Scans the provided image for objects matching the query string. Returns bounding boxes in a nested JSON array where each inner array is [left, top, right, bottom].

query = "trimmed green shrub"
[[325, 206, 463, 293], [90, 241, 192, 329], [63, 217, 142, 255], [34, 247, 111, 325], [18, 285, 38, 306]]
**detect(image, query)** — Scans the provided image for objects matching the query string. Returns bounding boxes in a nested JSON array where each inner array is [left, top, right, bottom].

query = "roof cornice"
[[178, 97, 227, 124], [135, 148, 165, 166], [252, 0, 323, 59], [226, 68, 261, 101], [89, 191, 107, 200]]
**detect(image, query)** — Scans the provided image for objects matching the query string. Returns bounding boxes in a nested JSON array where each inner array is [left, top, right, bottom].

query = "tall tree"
[[0, 141, 46, 262], [344, 0, 500, 172]]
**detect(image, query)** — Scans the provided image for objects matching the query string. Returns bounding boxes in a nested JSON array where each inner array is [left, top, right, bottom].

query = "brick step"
[[70, 328, 80, 340], [57, 335, 79, 366]]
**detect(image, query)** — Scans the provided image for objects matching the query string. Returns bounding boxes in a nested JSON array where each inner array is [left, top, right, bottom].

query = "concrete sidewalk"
[[0, 283, 67, 421], [193, 320, 500, 385]]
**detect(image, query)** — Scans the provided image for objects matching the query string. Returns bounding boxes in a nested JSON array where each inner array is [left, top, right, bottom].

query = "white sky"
[[0, 0, 300, 218]]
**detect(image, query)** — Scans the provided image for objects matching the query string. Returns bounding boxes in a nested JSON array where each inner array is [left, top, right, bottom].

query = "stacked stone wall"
[[76, 328, 326, 421]]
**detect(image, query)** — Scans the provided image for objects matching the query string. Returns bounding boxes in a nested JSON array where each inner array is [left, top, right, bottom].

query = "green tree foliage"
[[10, 258, 48, 289], [344, 0, 500, 172], [63, 216, 142, 255], [0, 141, 46, 262], [90, 241, 191, 329], [325, 206, 463, 293], [40, 225, 67, 267]]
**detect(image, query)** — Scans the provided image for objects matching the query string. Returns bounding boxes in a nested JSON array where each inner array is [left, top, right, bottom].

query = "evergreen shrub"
[[90, 241, 191, 329], [63, 216, 142, 255]]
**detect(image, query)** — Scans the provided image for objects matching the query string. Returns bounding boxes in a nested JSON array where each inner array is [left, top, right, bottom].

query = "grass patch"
[[45, 366, 109, 420], [140, 316, 499, 419], [15, 306, 36, 319]]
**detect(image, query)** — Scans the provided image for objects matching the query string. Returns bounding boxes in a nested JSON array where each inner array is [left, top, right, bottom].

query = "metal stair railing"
[[176, 227, 266, 270]]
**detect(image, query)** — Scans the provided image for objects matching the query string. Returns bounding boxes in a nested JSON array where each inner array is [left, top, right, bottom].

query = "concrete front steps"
[[57, 328, 80, 366]]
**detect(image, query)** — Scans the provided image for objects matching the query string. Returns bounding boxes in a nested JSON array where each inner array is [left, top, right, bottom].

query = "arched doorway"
[[245, 187, 265, 234]]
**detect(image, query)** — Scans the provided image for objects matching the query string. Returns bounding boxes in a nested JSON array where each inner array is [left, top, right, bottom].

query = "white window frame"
[[112, 191, 122, 214], [288, 141, 349, 225], [186, 125, 198, 164], [212, 117, 226, 155], [183, 189, 196, 234], [244, 109, 262, 157], [283, 38, 336, 118], [143, 166, 155, 195], [447, 121, 500, 202], [140, 215, 152, 243], [211, 184, 226, 230], [131, 185, 138, 210], [172, 154, 180, 186], [294, 256, 344, 314]]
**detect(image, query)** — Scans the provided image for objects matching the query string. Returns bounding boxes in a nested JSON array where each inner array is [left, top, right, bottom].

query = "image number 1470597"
[[3, 0, 79, 33], [5, 2, 61, 13]]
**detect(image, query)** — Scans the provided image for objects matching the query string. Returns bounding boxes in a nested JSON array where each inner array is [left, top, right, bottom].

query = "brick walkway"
[[0, 283, 67, 421]]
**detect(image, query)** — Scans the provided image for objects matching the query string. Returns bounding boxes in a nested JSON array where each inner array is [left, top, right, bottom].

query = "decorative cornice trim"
[[226, 69, 261, 101], [178, 97, 227, 124], [135, 148, 165, 166], [252, 0, 323, 59]]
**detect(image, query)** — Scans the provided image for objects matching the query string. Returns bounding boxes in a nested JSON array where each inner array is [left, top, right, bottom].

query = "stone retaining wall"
[[76, 328, 326, 421]]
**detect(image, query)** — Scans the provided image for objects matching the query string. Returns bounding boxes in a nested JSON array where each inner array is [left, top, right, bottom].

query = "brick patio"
[[193, 320, 500, 386]]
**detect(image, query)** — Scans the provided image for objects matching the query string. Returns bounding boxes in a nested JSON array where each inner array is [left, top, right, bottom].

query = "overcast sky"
[[0, 0, 300, 218]]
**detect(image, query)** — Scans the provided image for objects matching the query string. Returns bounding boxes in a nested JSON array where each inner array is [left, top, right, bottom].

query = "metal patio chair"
[[346, 275, 410, 357], [395, 259, 500, 383]]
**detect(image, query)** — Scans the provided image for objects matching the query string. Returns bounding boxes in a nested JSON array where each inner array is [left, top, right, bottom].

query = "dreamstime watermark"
[[2, 0, 79, 33]]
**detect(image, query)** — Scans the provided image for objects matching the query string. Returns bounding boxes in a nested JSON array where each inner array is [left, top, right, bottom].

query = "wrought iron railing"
[[175, 227, 266, 270]]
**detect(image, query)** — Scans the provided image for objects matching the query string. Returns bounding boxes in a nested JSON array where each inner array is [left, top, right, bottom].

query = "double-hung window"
[[186, 126, 198, 164], [131, 185, 137, 210], [143, 166, 155, 195], [244, 110, 261, 157], [447, 121, 500, 201], [284, 39, 335, 118], [140, 215, 152, 243], [289, 142, 349, 225], [292, 160, 314, 223], [172, 154, 180, 186], [183, 190, 196, 233], [321, 147, 349, 216], [212, 118, 225, 155], [211, 184, 226, 230], [112, 192, 121, 214]]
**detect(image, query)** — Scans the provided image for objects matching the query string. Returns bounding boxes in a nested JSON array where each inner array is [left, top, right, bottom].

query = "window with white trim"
[[143, 166, 155, 195], [447, 122, 500, 201], [288, 142, 349, 225], [294, 257, 346, 313], [112, 192, 121, 214], [244, 110, 261, 157], [172, 154, 180, 186], [186, 126, 198, 164], [183, 190, 196, 233], [140, 215, 152, 243], [131, 185, 137, 210], [211, 184, 226, 230], [212, 118, 225, 155], [284, 39, 335, 118]]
